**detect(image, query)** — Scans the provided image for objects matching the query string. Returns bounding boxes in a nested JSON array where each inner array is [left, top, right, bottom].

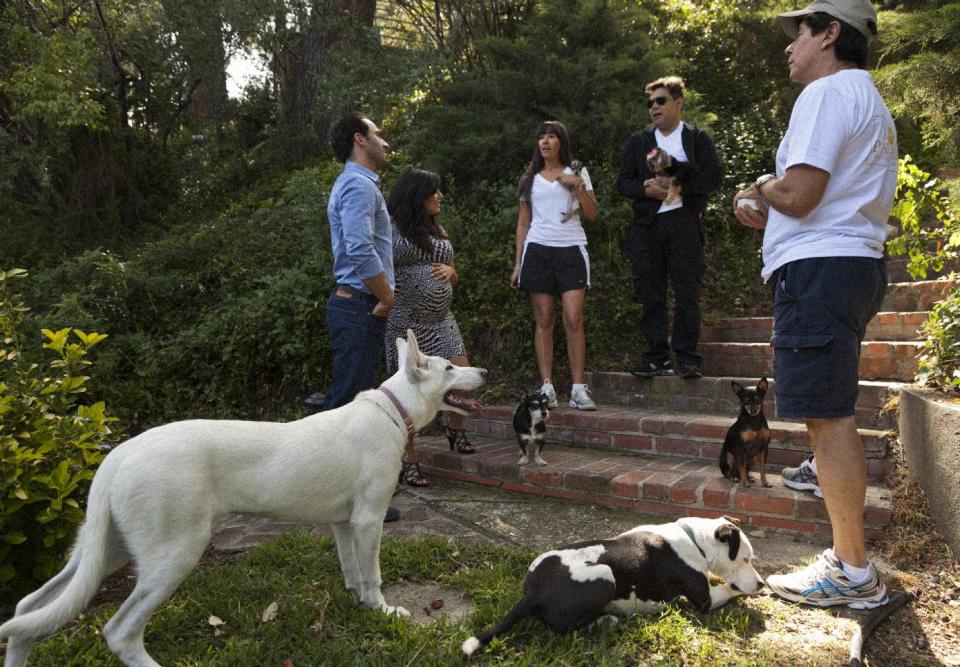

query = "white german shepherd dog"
[[0, 330, 486, 666]]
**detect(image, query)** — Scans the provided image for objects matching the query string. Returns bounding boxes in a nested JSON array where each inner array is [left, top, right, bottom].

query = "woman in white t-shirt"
[[510, 121, 600, 412]]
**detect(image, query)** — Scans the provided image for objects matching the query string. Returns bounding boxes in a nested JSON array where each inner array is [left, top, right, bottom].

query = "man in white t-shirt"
[[733, 0, 896, 610]]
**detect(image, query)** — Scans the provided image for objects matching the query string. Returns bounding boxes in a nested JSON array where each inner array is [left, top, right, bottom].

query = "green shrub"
[[916, 289, 960, 394], [0, 269, 118, 598], [886, 157, 960, 394], [886, 156, 959, 281]]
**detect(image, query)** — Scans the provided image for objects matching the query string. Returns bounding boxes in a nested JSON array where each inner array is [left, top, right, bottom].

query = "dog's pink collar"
[[378, 386, 416, 438]]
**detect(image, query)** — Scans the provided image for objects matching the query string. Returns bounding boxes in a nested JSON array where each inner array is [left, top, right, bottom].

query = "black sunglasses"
[[647, 95, 672, 109]]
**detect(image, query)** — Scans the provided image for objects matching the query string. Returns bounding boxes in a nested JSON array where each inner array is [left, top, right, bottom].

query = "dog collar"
[[378, 386, 416, 438], [680, 524, 707, 560]]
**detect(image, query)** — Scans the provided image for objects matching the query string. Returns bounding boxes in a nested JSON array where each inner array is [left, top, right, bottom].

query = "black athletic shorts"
[[518, 242, 590, 294]]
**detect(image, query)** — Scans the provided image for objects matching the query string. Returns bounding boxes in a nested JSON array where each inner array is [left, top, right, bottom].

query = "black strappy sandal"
[[399, 460, 430, 487], [445, 427, 476, 454]]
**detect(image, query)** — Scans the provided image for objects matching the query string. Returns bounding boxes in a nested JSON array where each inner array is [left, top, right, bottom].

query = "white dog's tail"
[[0, 464, 116, 644], [461, 594, 537, 656]]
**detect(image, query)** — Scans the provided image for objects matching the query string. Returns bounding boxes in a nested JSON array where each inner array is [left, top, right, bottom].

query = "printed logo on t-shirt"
[[866, 115, 897, 167]]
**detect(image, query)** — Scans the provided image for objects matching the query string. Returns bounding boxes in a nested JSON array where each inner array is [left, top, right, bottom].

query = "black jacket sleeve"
[[676, 127, 723, 197], [616, 133, 648, 200]]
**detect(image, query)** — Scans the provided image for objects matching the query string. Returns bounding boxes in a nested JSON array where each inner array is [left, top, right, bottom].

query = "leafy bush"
[[886, 156, 959, 281], [398, 0, 670, 185], [875, 4, 960, 168], [24, 162, 342, 424], [0, 269, 118, 598], [886, 157, 960, 394], [916, 290, 960, 393]]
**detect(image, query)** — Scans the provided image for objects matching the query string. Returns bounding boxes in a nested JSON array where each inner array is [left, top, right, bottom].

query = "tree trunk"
[[161, 0, 228, 133]]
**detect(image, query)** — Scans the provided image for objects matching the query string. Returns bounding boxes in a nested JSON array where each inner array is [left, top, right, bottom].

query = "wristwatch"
[[754, 173, 776, 201]]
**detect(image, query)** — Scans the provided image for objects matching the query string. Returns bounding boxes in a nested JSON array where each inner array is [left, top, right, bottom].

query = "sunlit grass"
[[26, 532, 775, 666]]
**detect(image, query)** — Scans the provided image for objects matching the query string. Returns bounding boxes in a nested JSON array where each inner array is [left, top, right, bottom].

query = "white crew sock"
[[571, 383, 587, 393], [840, 560, 872, 583]]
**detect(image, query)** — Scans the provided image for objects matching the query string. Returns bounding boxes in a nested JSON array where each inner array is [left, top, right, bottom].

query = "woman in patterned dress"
[[385, 169, 476, 487]]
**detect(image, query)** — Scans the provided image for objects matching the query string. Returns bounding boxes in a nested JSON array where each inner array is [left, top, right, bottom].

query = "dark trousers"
[[322, 290, 388, 411], [626, 209, 705, 366]]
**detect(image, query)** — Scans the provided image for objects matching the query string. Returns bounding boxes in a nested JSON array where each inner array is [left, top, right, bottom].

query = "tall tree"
[[161, 0, 228, 131]]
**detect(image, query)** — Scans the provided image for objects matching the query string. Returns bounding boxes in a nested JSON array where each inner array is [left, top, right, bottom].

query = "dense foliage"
[[887, 157, 960, 393], [1, 0, 957, 425], [0, 270, 117, 596]]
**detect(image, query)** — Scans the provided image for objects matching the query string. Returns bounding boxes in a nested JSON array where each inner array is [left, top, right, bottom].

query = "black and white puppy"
[[461, 516, 763, 656], [513, 392, 550, 466]]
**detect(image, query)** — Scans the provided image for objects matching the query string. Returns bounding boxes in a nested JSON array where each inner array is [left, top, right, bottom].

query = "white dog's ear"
[[403, 329, 425, 381], [396, 336, 409, 368], [715, 522, 742, 561]]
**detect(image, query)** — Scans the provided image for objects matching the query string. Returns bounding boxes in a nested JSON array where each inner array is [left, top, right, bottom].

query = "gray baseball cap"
[[779, 0, 878, 42]]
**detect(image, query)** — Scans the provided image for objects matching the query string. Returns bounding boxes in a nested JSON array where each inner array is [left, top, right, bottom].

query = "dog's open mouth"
[[443, 391, 482, 413]]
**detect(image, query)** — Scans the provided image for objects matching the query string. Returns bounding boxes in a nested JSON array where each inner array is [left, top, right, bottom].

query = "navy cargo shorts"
[[769, 257, 886, 420]]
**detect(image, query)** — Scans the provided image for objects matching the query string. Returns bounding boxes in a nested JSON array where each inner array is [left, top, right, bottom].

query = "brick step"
[[416, 434, 891, 542], [460, 403, 892, 480], [699, 341, 921, 382], [885, 257, 959, 284], [586, 373, 902, 430], [702, 311, 928, 343], [882, 279, 955, 312]]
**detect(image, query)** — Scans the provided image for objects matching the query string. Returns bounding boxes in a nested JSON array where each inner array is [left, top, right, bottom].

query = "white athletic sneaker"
[[767, 549, 888, 609], [782, 455, 823, 498], [540, 381, 559, 409], [569, 385, 597, 411]]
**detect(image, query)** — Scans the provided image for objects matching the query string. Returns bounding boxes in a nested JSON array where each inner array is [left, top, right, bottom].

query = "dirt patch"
[[382, 582, 475, 626]]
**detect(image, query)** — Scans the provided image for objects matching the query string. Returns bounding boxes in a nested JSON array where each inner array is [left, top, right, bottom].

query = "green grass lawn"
[[20, 532, 777, 666]]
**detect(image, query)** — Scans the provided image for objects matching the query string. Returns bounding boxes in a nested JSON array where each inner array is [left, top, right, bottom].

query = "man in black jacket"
[[617, 76, 723, 379]]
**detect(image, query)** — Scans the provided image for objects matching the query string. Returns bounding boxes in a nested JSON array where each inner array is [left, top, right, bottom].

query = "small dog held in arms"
[[461, 516, 763, 656], [513, 391, 551, 465], [0, 330, 486, 667], [719, 377, 771, 488], [560, 160, 585, 223], [646, 147, 682, 204]]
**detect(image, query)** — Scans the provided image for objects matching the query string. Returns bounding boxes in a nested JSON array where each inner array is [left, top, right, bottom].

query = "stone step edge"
[[465, 404, 891, 458], [588, 373, 904, 404], [706, 311, 930, 324], [699, 340, 921, 354], [702, 312, 929, 343], [416, 436, 891, 541]]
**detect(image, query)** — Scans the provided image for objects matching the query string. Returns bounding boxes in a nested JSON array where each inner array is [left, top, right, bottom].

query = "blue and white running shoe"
[[767, 549, 888, 609]]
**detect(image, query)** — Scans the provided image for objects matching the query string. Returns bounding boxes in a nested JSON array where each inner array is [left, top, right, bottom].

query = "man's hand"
[[510, 265, 520, 289], [371, 299, 393, 318], [431, 263, 458, 286], [733, 186, 769, 230], [644, 177, 669, 201]]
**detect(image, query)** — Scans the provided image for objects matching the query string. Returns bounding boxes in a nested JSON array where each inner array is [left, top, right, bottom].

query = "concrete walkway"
[[211, 477, 844, 575]]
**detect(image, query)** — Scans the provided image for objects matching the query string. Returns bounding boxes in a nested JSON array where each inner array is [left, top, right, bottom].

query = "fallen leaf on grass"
[[208, 615, 225, 637], [262, 601, 279, 622], [431, 599, 444, 610], [282, 658, 293, 667]]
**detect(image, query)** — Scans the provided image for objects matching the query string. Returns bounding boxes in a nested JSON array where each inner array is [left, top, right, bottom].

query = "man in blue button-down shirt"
[[323, 112, 394, 411]]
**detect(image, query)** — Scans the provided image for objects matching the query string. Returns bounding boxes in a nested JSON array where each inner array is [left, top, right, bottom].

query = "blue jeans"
[[322, 291, 388, 411]]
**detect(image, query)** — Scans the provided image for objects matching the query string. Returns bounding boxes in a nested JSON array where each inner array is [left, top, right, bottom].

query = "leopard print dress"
[[385, 223, 466, 374]]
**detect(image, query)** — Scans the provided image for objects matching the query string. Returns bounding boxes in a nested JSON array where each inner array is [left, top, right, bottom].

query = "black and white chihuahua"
[[513, 392, 551, 466]]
